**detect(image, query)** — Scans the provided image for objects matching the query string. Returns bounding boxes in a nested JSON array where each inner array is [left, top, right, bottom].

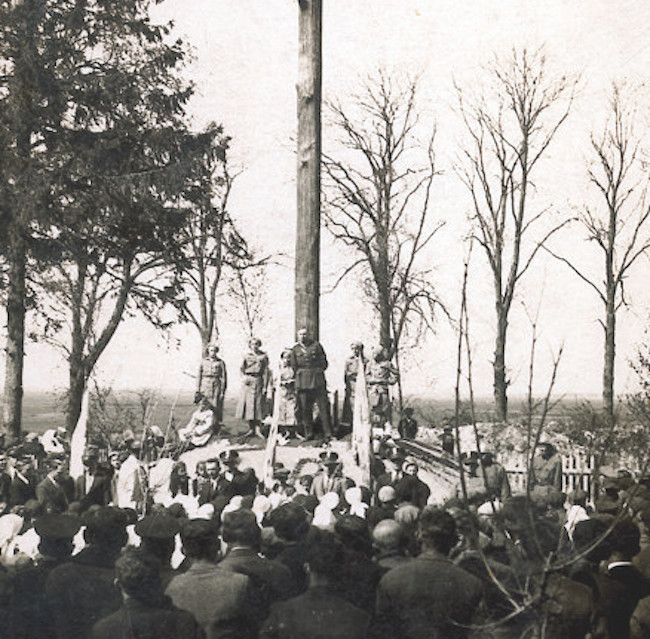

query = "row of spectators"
[[2, 430, 650, 638]]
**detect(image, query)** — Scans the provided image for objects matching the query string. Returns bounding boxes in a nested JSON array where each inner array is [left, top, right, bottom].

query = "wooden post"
[[295, 0, 322, 339]]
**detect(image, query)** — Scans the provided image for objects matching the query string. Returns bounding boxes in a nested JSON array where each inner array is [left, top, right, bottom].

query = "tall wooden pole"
[[295, 0, 322, 339]]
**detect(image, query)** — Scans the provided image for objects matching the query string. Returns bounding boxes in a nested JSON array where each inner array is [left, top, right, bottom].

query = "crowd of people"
[[1, 418, 650, 638]]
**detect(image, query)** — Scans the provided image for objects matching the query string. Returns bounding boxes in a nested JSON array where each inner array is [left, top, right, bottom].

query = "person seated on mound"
[[178, 396, 216, 448]]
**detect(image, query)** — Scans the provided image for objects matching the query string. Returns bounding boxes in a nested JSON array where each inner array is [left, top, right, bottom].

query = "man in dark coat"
[[334, 515, 384, 614], [135, 513, 181, 588], [196, 457, 222, 505], [394, 459, 430, 509], [267, 502, 312, 596], [219, 509, 293, 626], [12, 514, 81, 639], [290, 327, 331, 440], [74, 449, 113, 511], [397, 408, 418, 440], [36, 455, 73, 514], [260, 529, 369, 639], [8, 453, 37, 508], [166, 518, 250, 639], [92, 547, 204, 639], [373, 507, 483, 639], [46, 507, 128, 639]]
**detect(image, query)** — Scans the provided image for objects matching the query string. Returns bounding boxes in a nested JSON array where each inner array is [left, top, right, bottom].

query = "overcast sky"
[[7, 0, 650, 407]]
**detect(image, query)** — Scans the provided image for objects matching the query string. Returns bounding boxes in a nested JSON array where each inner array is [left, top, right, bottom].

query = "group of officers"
[[3, 414, 650, 637], [189, 329, 402, 447]]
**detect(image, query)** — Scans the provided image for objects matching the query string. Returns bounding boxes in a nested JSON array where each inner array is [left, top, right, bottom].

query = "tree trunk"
[[603, 291, 616, 428], [66, 352, 87, 433], [494, 310, 508, 422], [2, 227, 26, 443], [295, 0, 322, 340]]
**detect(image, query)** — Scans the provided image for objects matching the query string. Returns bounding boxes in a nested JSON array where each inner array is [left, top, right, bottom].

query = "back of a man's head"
[[83, 507, 128, 552], [306, 529, 345, 581], [115, 548, 161, 602], [269, 502, 309, 542], [609, 517, 641, 560], [417, 507, 458, 556], [180, 519, 219, 562], [221, 508, 261, 548], [334, 515, 372, 556], [372, 519, 405, 552]]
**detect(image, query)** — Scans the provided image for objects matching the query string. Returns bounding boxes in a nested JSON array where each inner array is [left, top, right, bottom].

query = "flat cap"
[[180, 518, 219, 541], [134, 514, 181, 539], [35, 514, 81, 539], [83, 507, 128, 533]]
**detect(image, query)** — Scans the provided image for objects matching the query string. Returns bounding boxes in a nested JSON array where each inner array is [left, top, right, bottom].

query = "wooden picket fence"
[[503, 451, 595, 498]]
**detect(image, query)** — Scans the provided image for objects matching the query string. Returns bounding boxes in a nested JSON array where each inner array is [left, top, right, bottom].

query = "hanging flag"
[[262, 375, 282, 490], [69, 389, 90, 480], [352, 355, 372, 486]]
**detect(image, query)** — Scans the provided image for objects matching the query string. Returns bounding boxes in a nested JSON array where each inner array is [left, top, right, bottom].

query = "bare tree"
[[546, 84, 650, 428], [322, 71, 445, 408], [456, 47, 575, 422], [174, 125, 255, 351], [226, 264, 268, 340]]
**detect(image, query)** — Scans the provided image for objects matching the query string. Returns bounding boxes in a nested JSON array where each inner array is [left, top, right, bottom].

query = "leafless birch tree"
[[547, 84, 650, 429], [323, 72, 445, 403], [456, 48, 575, 422]]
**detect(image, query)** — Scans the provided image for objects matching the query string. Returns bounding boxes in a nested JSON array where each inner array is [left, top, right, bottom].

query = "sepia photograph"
[[1, 0, 650, 637]]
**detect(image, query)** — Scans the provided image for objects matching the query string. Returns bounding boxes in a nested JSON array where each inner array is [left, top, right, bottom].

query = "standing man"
[[530, 441, 563, 502], [342, 342, 366, 426], [36, 455, 72, 515], [397, 408, 418, 440], [374, 508, 483, 638], [290, 327, 331, 442], [197, 343, 228, 426], [366, 347, 399, 428]]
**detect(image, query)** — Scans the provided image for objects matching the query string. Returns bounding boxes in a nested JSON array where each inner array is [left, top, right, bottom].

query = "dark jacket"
[[11, 556, 62, 639], [290, 341, 328, 390], [9, 472, 36, 508], [91, 597, 204, 639], [36, 476, 72, 514], [219, 546, 293, 618], [260, 585, 369, 639], [46, 546, 123, 639], [373, 550, 483, 639], [74, 466, 113, 510]]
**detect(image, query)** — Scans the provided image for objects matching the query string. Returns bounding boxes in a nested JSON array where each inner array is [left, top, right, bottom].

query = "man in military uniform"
[[366, 346, 399, 427], [530, 441, 563, 506], [342, 342, 366, 426], [290, 327, 332, 441]]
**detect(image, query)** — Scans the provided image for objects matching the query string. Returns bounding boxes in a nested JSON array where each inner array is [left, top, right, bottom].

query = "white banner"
[[352, 356, 372, 486]]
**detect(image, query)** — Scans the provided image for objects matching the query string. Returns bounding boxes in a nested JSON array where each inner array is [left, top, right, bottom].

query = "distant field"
[[16, 391, 214, 435], [12, 390, 599, 434]]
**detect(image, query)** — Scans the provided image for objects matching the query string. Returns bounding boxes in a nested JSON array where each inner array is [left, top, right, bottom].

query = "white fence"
[[504, 452, 595, 497]]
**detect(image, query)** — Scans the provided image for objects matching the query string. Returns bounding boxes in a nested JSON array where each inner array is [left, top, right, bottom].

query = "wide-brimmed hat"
[[219, 450, 240, 466], [319, 451, 339, 466]]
